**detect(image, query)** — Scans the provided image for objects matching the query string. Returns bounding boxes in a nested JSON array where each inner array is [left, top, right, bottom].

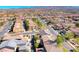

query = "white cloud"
[[0, 0, 79, 6]]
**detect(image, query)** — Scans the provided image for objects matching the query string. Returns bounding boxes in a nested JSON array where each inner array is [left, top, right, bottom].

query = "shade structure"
[[0, 41, 8, 48], [0, 39, 26, 49], [14, 40, 26, 46]]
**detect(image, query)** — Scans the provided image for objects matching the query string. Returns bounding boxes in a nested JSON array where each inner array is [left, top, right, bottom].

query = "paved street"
[[0, 21, 14, 37]]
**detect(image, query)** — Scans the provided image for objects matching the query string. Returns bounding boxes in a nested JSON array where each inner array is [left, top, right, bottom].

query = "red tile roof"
[[70, 27, 79, 33]]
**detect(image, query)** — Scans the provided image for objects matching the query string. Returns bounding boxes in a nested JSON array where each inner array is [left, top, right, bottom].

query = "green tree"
[[32, 18, 45, 29], [25, 20, 29, 31], [63, 48, 69, 52], [75, 22, 79, 27], [33, 35, 39, 48], [72, 49, 79, 52], [0, 22, 4, 27], [57, 34, 64, 47], [75, 37, 79, 43], [64, 32, 74, 40]]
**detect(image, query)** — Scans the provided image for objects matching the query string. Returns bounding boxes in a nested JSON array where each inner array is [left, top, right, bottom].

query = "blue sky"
[[0, 6, 34, 9], [0, 6, 49, 9], [0, 6, 42, 9], [0, 6, 79, 9]]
